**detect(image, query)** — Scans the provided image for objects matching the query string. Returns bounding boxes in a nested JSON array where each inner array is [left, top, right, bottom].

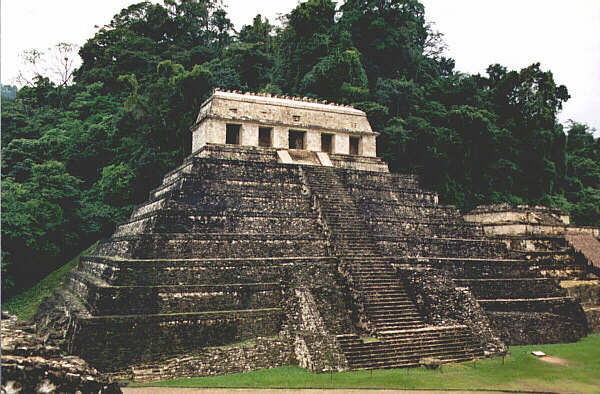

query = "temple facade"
[[191, 90, 381, 170]]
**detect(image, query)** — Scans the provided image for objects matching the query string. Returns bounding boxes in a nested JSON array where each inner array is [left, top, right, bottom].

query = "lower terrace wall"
[[396, 265, 506, 356], [117, 337, 294, 383], [562, 280, 600, 333], [280, 259, 353, 372], [68, 309, 283, 371], [488, 312, 588, 345], [36, 258, 354, 375]]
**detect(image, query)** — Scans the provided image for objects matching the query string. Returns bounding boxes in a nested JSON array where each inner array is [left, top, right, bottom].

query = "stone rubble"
[[1, 311, 121, 393]]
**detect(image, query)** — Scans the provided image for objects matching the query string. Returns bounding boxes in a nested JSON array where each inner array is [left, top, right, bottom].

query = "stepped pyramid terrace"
[[36, 89, 590, 380]]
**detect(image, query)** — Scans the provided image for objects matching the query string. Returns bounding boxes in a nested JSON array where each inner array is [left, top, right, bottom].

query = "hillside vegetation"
[[2, 0, 599, 297], [1, 243, 97, 320]]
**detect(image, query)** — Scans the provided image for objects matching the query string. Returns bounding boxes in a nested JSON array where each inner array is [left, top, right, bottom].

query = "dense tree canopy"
[[2, 0, 599, 296]]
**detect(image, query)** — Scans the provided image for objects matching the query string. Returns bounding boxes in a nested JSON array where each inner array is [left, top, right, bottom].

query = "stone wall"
[[68, 309, 283, 371], [563, 280, 600, 306], [280, 260, 353, 372], [283, 289, 348, 372], [562, 280, 600, 333], [96, 234, 328, 259], [377, 237, 509, 259], [79, 256, 336, 287], [488, 312, 587, 344], [117, 338, 294, 383], [66, 272, 281, 315], [396, 266, 506, 355], [36, 257, 353, 375], [464, 203, 600, 240]]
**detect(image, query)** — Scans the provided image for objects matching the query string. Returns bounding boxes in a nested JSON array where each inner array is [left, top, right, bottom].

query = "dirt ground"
[[538, 355, 569, 366]]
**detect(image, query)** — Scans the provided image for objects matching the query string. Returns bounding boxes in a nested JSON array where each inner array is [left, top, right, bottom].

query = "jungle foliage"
[[2, 0, 599, 296]]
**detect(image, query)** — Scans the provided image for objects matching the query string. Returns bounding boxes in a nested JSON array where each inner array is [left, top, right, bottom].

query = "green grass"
[[1, 243, 97, 320], [134, 334, 600, 393]]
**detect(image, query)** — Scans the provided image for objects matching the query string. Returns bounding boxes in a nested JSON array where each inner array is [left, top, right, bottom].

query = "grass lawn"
[[134, 334, 600, 393], [1, 243, 97, 320]]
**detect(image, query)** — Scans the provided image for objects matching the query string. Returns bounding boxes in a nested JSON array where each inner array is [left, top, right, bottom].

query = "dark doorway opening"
[[289, 130, 306, 149], [349, 136, 360, 155], [321, 134, 333, 153], [259, 127, 272, 147], [226, 124, 241, 145]]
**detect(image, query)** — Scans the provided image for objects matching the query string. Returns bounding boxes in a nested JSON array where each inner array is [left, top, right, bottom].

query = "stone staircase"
[[346, 257, 425, 332], [303, 166, 483, 368], [336, 326, 482, 370], [303, 166, 379, 257]]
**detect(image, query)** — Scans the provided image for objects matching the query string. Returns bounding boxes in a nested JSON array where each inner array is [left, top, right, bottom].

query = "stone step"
[[367, 308, 420, 315], [342, 341, 481, 358], [348, 356, 479, 370], [371, 320, 424, 327], [353, 274, 398, 279], [366, 300, 414, 307], [339, 333, 477, 350], [367, 307, 421, 314], [343, 347, 480, 361], [353, 273, 397, 278], [370, 310, 424, 319], [343, 340, 482, 356], [366, 300, 415, 306], [362, 292, 408, 298], [347, 350, 481, 368], [357, 280, 402, 285], [360, 285, 406, 291], [365, 298, 412, 305], [356, 278, 400, 283], [371, 318, 424, 325], [376, 326, 470, 337], [373, 319, 425, 326], [367, 303, 416, 309], [381, 334, 475, 346], [354, 274, 398, 279]]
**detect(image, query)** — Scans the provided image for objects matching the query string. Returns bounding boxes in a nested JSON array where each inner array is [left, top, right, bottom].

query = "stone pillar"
[[362, 135, 377, 157], [306, 130, 320, 152], [206, 119, 226, 145], [272, 126, 289, 149], [192, 124, 207, 152], [192, 118, 225, 151], [241, 124, 259, 147], [334, 134, 349, 155]]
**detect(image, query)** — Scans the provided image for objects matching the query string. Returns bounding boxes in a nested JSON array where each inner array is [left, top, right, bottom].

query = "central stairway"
[[303, 166, 483, 369]]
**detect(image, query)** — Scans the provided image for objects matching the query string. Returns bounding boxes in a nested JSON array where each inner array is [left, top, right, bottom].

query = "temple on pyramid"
[[37, 90, 589, 379]]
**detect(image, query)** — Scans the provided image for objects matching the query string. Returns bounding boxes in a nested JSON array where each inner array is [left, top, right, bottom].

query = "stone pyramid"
[[37, 90, 587, 376]]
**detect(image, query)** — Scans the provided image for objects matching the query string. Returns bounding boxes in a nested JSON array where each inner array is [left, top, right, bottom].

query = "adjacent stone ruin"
[[34, 91, 590, 380], [465, 204, 600, 336]]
